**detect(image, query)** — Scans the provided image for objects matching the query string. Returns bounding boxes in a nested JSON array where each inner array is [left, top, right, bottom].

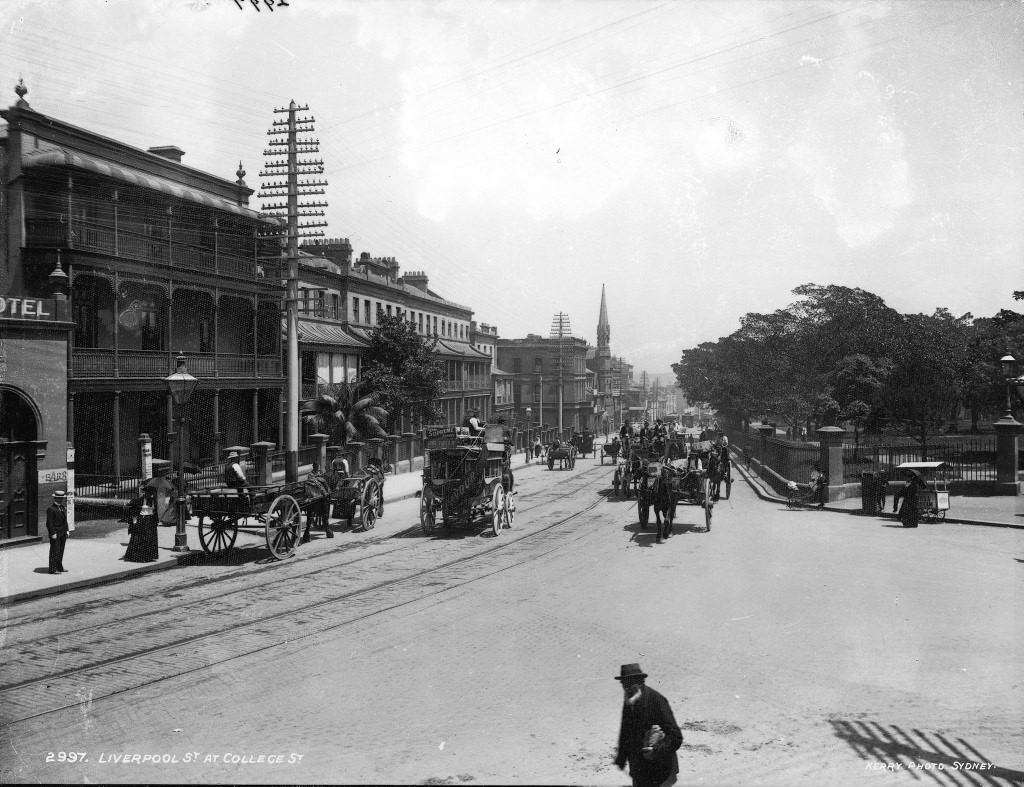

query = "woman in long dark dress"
[[124, 487, 160, 561], [894, 471, 927, 528]]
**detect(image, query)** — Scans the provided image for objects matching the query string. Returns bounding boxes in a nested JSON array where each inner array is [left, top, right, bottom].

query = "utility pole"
[[550, 312, 572, 435], [259, 100, 327, 482]]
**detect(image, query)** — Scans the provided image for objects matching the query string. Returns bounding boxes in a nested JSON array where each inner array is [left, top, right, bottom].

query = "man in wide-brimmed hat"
[[46, 491, 70, 574], [613, 663, 683, 787]]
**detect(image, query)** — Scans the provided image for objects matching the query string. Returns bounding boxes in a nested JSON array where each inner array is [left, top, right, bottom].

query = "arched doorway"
[[0, 387, 41, 540]]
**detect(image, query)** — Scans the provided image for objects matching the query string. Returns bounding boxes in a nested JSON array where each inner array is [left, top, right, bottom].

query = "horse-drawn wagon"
[[191, 472, 333, 560], [635, 440, 720, 540], [419, 425, 516, 536], [327, 457, 386, 532], [547, 439, 577, 470], [572, 431, 595, 458]]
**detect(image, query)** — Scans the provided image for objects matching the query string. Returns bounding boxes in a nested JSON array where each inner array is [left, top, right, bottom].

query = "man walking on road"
[[46, 490, 69, 574], [614, 663, 683, 787]]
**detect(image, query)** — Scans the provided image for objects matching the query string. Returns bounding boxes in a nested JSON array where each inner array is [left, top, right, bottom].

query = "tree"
[[830, 354, 893, 455], [961, 309, 1024, 430], [360, 312, 445, 432], [303, 383, 389, 445], [876, 310, 972, 457]]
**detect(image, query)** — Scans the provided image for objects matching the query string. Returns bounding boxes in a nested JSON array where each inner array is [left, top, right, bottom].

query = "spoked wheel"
[[703, 478, 713, 532], [265, 494, 302, 559], [419, 484, 437, 535], [490, 483, 505, 536], [198, 514, 238, 556], [503, 489, 516, 528], [359, 481, 380, 531]]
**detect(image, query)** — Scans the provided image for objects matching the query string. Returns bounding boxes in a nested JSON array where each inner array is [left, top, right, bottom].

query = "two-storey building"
[[1, 84, 285, 484]]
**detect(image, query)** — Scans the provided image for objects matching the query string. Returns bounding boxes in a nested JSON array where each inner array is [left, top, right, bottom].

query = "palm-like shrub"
[[303, 383, 389, 445]]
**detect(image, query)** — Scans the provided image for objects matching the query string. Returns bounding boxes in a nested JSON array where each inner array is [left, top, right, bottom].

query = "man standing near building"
[[614, 663, 683, 787], [46, 490, 69, 574]]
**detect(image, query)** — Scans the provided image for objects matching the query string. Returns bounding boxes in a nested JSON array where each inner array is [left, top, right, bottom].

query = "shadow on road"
[[829, 719, 1024, 785]]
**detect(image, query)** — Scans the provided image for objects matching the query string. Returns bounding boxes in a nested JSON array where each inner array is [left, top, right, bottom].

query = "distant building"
[[495, 332, 592, 434]]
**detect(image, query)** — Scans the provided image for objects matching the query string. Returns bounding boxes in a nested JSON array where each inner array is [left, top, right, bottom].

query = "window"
[[331, 293, 339, 318], [514, 357, 522, 373], [364, 299, 370, 324], [386, 304, 392, 317], [433, 316, 438, 335], [352, 297, 360, 323], [419, 313, 424, 333]]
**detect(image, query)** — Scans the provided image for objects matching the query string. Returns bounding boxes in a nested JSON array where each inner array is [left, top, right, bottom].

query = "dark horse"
[[639, 463, 680, 543]]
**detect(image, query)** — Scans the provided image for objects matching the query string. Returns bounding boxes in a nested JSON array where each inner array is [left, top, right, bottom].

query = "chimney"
[[147, 145, 185, 163], [404, 270, 429, 292]]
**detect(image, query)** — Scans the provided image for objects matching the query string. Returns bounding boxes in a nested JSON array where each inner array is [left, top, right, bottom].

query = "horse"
[[613, 451, 643, 498], [651, 464, 680, 542]]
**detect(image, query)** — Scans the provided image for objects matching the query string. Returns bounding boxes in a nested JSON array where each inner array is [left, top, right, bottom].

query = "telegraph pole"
[[259, 100, 327, 482], [549, 312, 572, 435]]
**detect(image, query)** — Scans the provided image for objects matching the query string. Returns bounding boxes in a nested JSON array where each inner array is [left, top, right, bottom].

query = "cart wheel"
[[359, 481, 380, 531], [198, 514, 238, 556], [419, 484, 437, 535], [703, 478, 713, 532], [265, 494, 301, 559], [638, 499, 650, 528], [491, 484, 505, 536], [503, 489, 516, 528]]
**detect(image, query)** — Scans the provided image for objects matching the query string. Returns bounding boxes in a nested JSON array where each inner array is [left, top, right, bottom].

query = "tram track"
[[0, 462, 617, 728]]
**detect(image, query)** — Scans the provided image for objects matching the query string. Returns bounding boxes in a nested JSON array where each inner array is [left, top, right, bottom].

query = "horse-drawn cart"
[[328, 458, 386, 532], [419, 425, 516, 536], [572, 431, 595, 458], [191, 472, 333, 560], [601, 441, 621, 465], [548, 439, 577, 470]]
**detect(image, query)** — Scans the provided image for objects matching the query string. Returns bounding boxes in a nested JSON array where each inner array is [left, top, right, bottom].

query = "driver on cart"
[[465, 409, 486, 437]]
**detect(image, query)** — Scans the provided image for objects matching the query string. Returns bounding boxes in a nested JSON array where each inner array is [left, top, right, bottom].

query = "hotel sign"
[[0, 297, 55, 320]]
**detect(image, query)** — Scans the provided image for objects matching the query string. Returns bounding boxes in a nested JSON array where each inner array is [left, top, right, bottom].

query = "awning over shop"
[[22, 144, 271, 221], [295, 320, 368, 349]]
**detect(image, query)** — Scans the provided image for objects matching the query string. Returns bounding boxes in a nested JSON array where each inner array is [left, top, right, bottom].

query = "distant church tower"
[[596, 285, 612, 427]]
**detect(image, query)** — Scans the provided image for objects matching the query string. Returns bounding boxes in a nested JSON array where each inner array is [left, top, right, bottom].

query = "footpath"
[[734, 459, 1024, 529], [4, 437, 1022, 605], [0, 450, 561, 605]]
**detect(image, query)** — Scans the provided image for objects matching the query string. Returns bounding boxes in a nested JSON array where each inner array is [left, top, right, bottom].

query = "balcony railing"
[[70, 349, 282, 379], [25, 218, 277, 282]]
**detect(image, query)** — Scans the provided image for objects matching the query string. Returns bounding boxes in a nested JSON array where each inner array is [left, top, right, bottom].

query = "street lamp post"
[[165, 353, 199, 553], [999, 355, 1024, 421], [995, 355, 1024, 496]]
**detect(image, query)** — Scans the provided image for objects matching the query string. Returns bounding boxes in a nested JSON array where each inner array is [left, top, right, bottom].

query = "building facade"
[[297, 239, 493, 430], [495, 333, 593, 434], [1, 85, 285, 486]]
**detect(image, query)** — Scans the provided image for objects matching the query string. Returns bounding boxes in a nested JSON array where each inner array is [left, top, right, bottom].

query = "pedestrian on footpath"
[[46, 490, 70, 574], [613, 663, 683, 787], [893, 469, 927, 528]]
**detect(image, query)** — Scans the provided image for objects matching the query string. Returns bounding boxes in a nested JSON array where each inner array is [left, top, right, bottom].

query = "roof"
[[295, 320, 368, 349], [436, 339, 491, 359], [22, 143, 271, 221], [896, 462, 948, 469]]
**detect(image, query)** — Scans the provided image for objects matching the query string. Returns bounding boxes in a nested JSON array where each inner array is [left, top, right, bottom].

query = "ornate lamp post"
[[165, 353, 199, 552], [994, 355, 1024, 495]]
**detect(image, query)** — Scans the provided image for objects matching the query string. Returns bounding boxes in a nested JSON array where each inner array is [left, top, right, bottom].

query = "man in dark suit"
[[46, 490, 70, 574], [614, 663, 683, 787]]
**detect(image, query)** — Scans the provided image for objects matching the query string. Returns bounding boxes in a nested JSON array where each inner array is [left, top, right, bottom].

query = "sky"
[[1, 0, 1021, 378]]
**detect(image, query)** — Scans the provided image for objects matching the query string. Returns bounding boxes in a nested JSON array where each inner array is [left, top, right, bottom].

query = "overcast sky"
[[2, 0, 1021, 377]]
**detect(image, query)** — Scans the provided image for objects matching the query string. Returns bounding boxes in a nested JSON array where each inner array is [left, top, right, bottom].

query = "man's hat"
[[227, 451, 239, 459], [52, 490, 66, 499], [615, 663, 647, 681]]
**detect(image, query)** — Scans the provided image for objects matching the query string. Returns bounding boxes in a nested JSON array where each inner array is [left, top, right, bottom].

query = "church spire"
[[597, 283, 610, 353]]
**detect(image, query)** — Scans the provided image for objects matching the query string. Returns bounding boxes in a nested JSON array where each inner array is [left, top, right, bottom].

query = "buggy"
[[547, 439, 577, 470]]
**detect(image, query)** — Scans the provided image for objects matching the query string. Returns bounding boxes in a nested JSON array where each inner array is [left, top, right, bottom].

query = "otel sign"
[[0, 296, 54, 320]]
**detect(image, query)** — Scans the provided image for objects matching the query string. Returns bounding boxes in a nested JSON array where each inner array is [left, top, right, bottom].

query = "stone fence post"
[[403, 433, 417, 473], [347, 441, 365, 472], [757, 423, 774, 464], [308, 433, 329, 472], [994, 417, 1021, 495], [816, 427, 846, 503], [250, 441, 276, 486]]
